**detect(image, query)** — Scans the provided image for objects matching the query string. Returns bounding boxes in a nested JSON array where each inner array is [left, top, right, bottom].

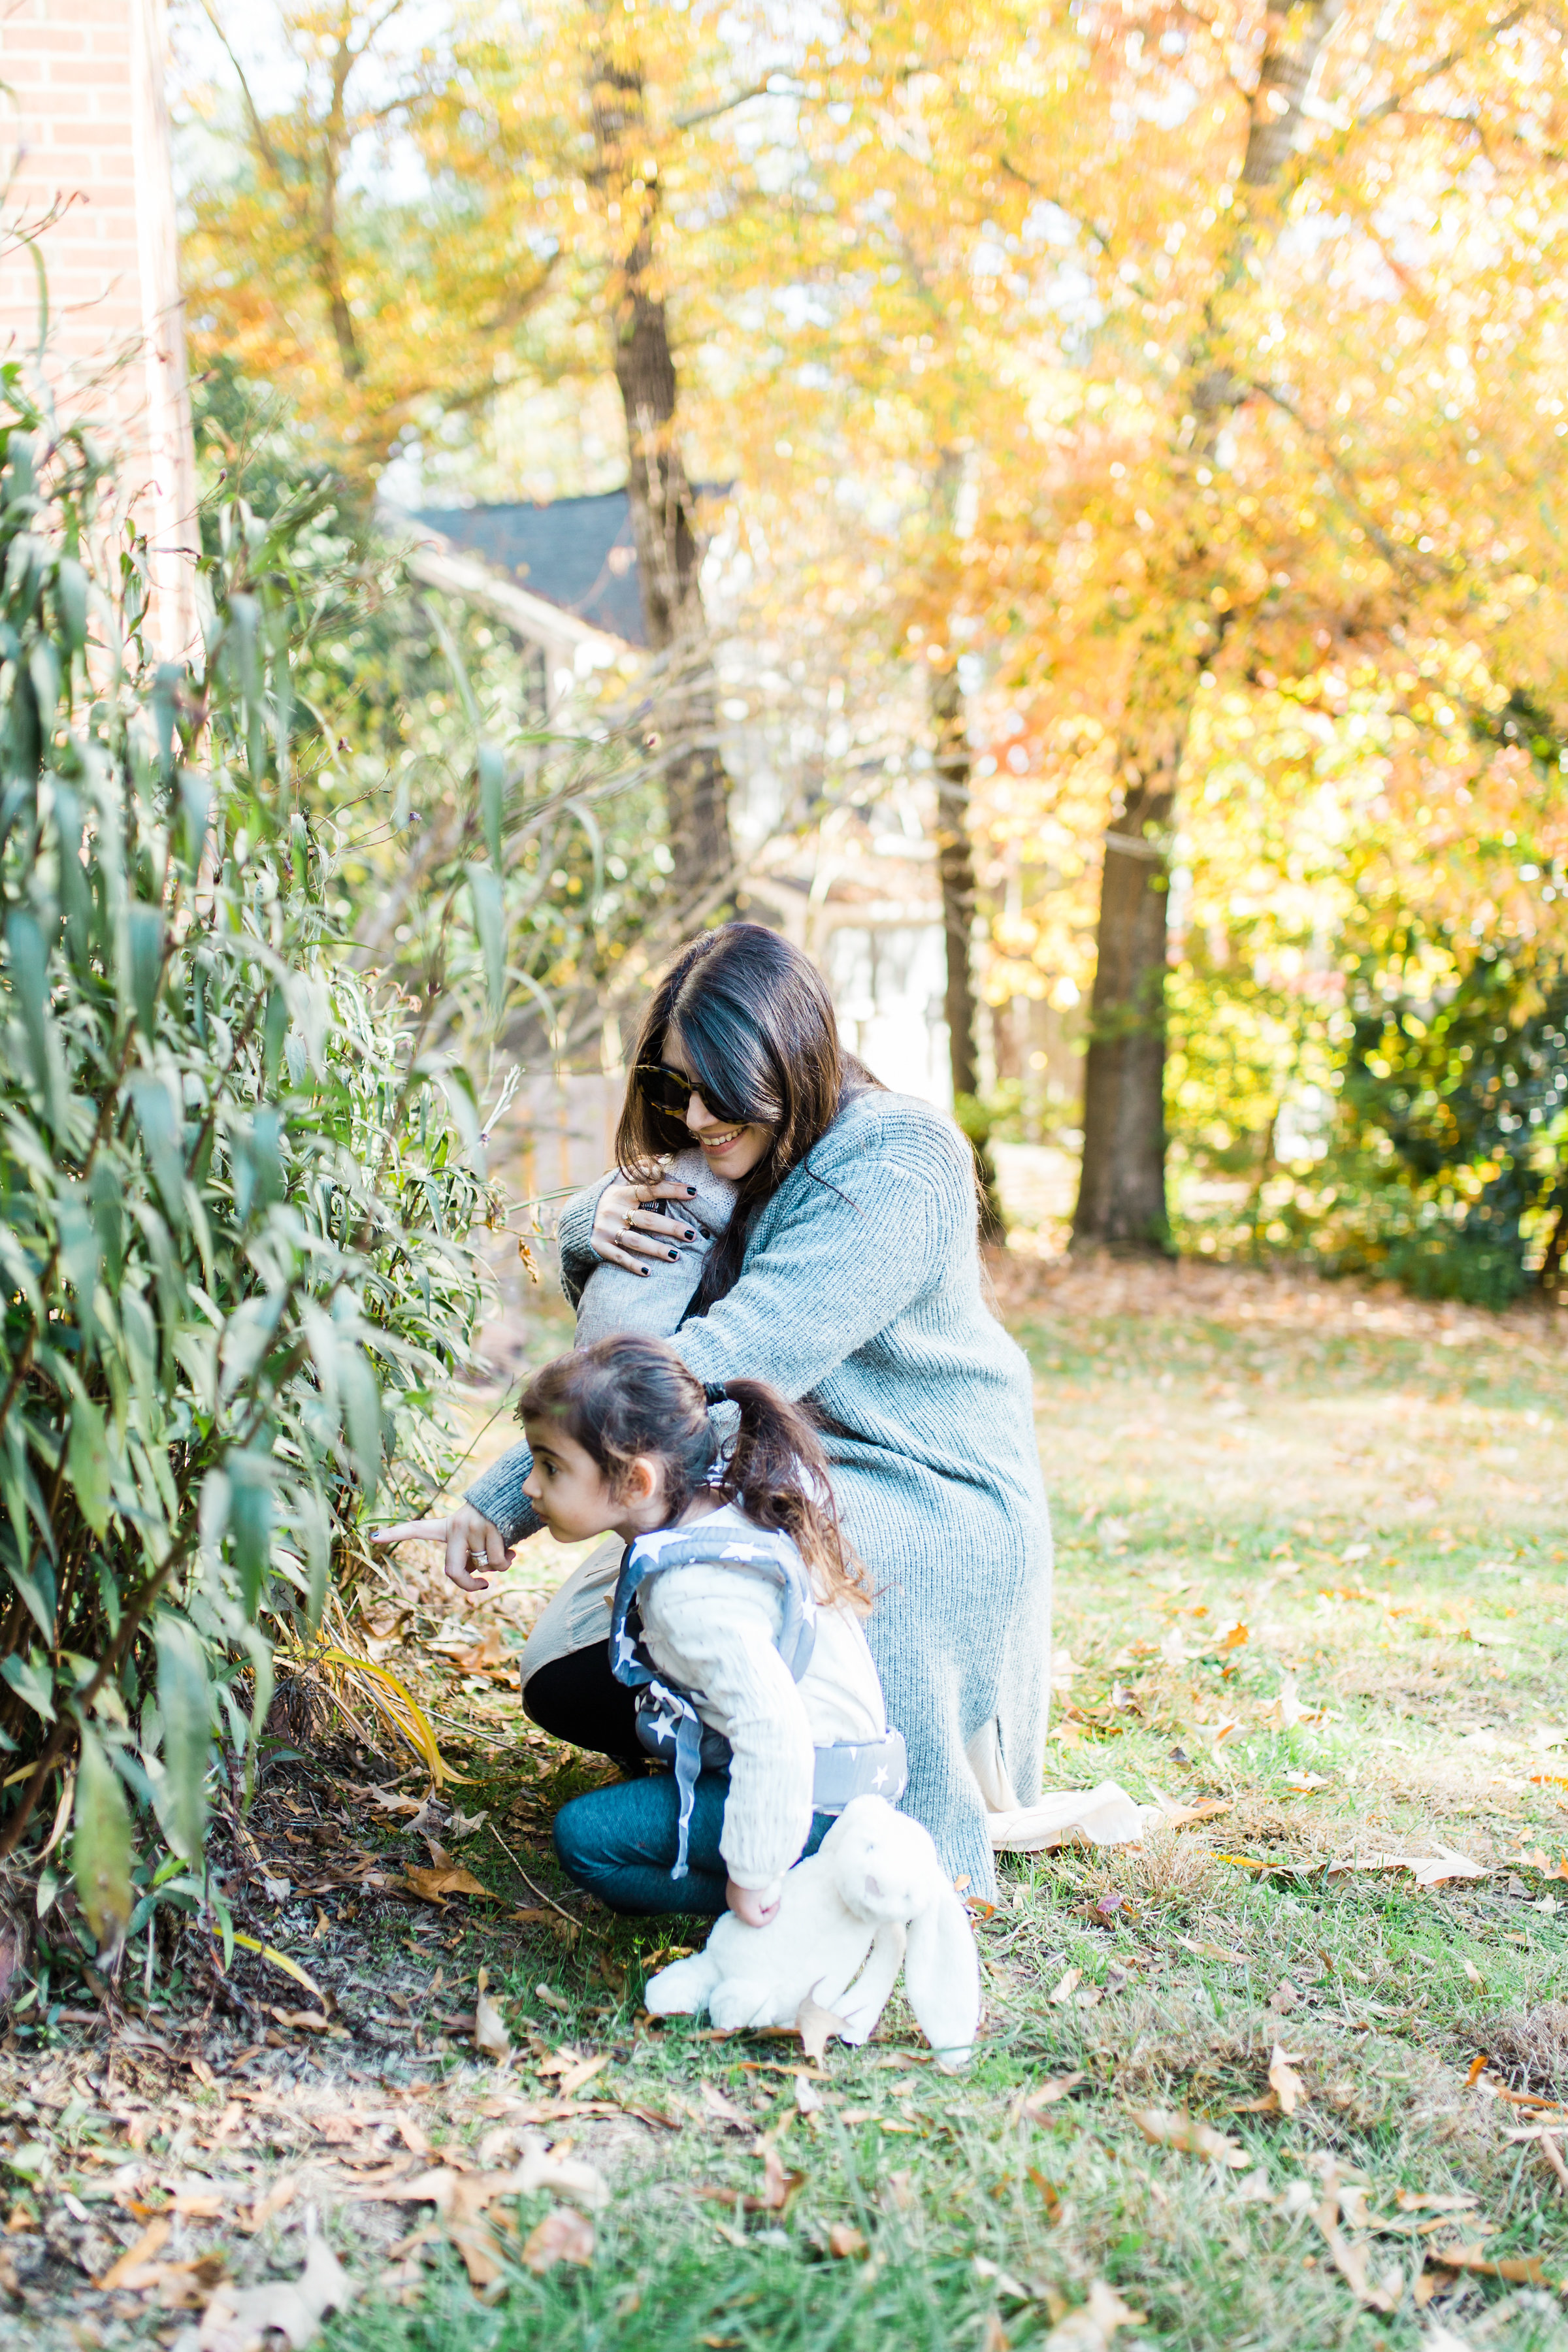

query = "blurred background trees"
[[172, 0, 1568, 1303]]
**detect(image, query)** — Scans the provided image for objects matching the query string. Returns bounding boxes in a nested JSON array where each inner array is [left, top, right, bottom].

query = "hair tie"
[[702, 1380, 730, 1407]]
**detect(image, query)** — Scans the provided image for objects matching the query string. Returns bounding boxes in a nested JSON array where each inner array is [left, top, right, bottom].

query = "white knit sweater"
[[635, 1502, 888, 1896]]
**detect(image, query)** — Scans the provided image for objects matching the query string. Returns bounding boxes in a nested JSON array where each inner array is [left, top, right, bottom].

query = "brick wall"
[[0, 0, 197, 654]]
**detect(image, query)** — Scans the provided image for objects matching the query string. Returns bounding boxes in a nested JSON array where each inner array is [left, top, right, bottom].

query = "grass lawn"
[[6, 1260, 1568, 2351]]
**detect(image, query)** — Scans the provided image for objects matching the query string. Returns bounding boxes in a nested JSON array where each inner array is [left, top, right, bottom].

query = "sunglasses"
[[634, 1061, 747, 1130]]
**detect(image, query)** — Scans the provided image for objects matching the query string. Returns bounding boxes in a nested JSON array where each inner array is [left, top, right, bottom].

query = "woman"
[[399, 923, 1051, 1902]]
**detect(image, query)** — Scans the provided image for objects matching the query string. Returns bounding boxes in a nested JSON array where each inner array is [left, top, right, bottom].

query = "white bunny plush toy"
[[644, 1795, 981, 2071]]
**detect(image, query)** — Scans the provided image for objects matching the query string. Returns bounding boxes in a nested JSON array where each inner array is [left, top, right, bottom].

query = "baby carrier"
[[608, 1520, 909, 1878]]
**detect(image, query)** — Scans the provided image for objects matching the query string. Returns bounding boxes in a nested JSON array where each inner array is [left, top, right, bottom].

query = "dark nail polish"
[[682, 1228, 696, 1239], [639, 1267, 649, 1277], [686, 1186, 698, 1196], [667, 1249, 679, 1261]]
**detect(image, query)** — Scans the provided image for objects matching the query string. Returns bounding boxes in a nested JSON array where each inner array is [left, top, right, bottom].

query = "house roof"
[[412, 489, 647, 647]]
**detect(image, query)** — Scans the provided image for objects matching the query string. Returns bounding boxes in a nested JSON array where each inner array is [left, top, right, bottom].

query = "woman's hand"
[[590, 1170, 702, 1273], [725, 1876, 782, 1929], [373, 1504, 514, 1594]]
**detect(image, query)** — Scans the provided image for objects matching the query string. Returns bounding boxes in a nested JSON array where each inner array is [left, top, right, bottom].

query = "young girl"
[[517, 1333, 906, 1921]]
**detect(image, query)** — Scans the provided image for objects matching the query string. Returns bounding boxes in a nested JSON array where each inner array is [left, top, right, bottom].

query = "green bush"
[[0, 366, 495, 1970]]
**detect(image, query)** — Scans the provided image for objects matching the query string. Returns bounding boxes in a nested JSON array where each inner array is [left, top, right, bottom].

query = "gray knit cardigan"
[[465, 1088, 1053, 1900]]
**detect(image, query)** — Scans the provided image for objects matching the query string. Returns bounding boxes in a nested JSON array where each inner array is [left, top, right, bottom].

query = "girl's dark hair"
[[616, 921, 882, 1313], [518, 1334, 868, 1609]]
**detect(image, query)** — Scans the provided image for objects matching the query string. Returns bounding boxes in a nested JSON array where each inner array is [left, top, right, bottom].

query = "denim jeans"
[[553, 1768, 834, 1917]]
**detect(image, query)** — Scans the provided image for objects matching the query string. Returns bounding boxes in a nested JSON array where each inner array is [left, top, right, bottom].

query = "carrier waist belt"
[[634, 1701, 908, 1816]]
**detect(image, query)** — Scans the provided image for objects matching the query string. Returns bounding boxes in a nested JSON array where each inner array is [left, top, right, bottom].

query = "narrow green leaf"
[[154, 1615, 210, 1862], [467, 862, 506, 1016], [72, 1726, 134, 1959], [478, 742, 505, 870], [67, 1393, 111, 1536], [0, 1648, 56, 1723], [127, 904, 165, 1037], [178, 772, 210, 887], [131, 1077, 186, 1226], [227, 1452, 276, 1616], [337, 1342, 382, 1506], [263, 986, 287, 1087]]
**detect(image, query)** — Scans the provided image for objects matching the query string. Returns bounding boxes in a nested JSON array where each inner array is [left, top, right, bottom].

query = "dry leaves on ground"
[[522, 2208, 595, 2274], [198, 2231, 353, 2352], [797, 1994, 852, 2065], [1329, 1846, 1485, 1890], [1267, 2046, 1307, 2115], [404, 1862, 493, 1903], [1132, 2110, 1249, 2169], [1042, 2279, 1146, 2352], [826, 2223, 868, 2259]]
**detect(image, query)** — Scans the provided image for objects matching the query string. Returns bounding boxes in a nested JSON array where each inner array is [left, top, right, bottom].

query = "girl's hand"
[[373, 1505, 514, 1594], [590, 1171, 702, 1274], [726, 1876, 781, 1929]]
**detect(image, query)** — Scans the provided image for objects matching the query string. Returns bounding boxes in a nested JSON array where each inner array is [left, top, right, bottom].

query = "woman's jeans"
[[555, 1767, 834, 1917]]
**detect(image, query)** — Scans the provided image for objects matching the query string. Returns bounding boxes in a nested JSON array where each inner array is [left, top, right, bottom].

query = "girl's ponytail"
[[715, 1377, 867, 1611]]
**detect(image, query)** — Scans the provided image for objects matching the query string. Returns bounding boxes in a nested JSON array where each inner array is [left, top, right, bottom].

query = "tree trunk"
[[930, 655, 1005, 1245], [589, 43, 734, 910], [1070, 0, 1347, 1249], [1071, 768, 1177, 1251]]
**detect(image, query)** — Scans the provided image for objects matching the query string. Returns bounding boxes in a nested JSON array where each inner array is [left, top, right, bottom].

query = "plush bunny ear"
[[902, 1877, 980, 2070]]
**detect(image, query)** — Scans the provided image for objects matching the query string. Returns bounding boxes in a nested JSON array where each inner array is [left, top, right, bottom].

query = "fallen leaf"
[[97, 2216, 171, 2289], [1178, 1937, 1248, 1964], [1216, 1622, 1249, 1651], [1133, 2109, 1249, 2168], [239, 2174, 299, 2234], [448, 1809, 490, 1838], [1048, 1967, 1082, 2006], [980, 2314, 1010, 2352], [795, 2074, 824, 2115], [1462, 1959, 1486, 1991], [404, 1863, 493, 1903], [1021, 2073, 1086, 2116], [198, 2230, 353, 2352], [700, 2082, 753, 2131], [1394, 2191, 1480, 2214], [1158, 1798, 1231, 1829], [270, 2008, 334, 2034], [474, 1991, 512, 2063], [757, 2142, 806, 2213], [522, 2206, 595, 2274], [1322, 2230, 1403, 2311], [534, 1983, 572, 2014], [1332, 1846, 1485, 1889], [555, 2053, 611, 2098], [1268, 2046, 1307, 2117], [1284, 1772, 1330, 1793], [826, 2223, 867, 2259], [974, 2251, 1032, 2298], [1429, 2243, 1548, 2285], [797, 1993, 851, 2066], [1043, 2279, 1146, 2351], [1269, 1980, 1300, 2016]]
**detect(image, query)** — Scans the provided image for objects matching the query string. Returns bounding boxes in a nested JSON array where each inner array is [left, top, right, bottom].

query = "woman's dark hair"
[[518, 1335, 867, 1607], [615, 921, 881, 1312]]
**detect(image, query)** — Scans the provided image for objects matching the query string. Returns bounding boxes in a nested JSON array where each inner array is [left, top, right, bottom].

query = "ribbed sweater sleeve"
[[668, 1129, 969, 1401], [637, 1565, 815, 1891]]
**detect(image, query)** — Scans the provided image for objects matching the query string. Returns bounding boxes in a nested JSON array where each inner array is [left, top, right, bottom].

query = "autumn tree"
[[178, 0, 557, 479], [776, 0, 1568, 1247]]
